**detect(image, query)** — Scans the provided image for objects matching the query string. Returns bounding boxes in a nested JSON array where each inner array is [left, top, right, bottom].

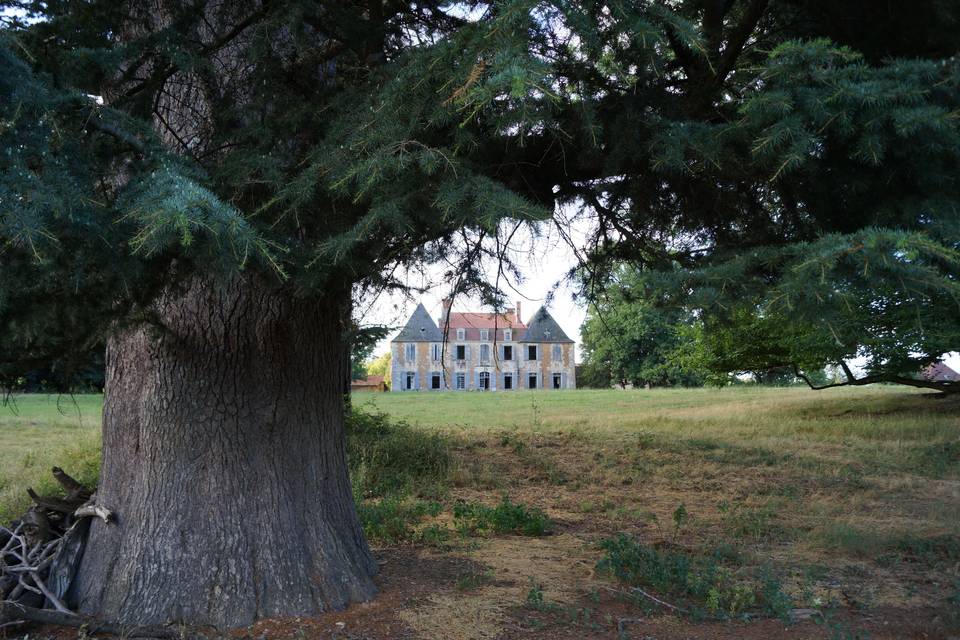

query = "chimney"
[[514, 300, 522, 324], [440, 297, 453, 326]]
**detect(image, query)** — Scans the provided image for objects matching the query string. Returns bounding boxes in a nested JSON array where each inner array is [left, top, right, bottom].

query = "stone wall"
[[391, 340, 576, 391]]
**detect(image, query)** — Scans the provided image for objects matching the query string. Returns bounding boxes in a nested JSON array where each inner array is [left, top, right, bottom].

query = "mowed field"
[[1, 386, 958, 639]]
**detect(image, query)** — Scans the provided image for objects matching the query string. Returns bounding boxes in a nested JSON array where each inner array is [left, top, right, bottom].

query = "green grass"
[[0, 394, 101, 522], [3, 386, 958, 551], [359, 386, 960, 477]]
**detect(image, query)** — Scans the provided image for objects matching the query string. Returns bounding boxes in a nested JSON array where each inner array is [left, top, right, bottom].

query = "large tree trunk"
[[69, 276, 377, 628]]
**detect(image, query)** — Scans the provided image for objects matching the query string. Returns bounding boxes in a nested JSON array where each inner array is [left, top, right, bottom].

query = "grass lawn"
[[0, 394, 101, 522], [2, 386, 958, 638]]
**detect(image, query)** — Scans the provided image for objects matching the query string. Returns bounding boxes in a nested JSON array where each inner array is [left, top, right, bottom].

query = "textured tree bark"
[[69, 276, 377, 628]]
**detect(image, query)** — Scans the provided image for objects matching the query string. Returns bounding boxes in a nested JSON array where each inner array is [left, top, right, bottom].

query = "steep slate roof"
[[394, 303, 443, 342], [519, 307, 574, 343]]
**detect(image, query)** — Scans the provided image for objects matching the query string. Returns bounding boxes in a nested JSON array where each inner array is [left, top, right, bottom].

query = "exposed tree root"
[[0, 601, 194, 639]]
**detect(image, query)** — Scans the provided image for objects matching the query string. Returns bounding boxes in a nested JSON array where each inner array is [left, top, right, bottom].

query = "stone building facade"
[[390, 301, 576, 391]]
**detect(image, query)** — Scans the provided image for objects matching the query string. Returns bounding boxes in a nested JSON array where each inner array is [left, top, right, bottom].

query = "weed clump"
[[357, 497, 443, 544], [453, 497, 552, 536], [597, 534, 793, 619], [346, 407, 450, 498]]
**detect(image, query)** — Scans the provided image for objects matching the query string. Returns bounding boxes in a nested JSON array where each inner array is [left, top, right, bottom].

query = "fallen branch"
[[616, 616, 644, 636], [27, 488, 83, 516], [27, 572, 71, 614], [601, 585, 689, 614], [74, 503, 114, 524], [52, 467, 91, 501]]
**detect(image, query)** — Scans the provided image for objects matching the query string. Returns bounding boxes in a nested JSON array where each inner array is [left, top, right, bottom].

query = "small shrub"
[[453, 497, 552, 536], [346, 408, 450, 498], [525, 579, 547, 609]]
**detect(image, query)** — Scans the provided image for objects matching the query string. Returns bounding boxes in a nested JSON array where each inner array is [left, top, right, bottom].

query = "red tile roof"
[[441, 312, 525, 342], [443, 312, 525, 330], [351, 375, 385, 387]]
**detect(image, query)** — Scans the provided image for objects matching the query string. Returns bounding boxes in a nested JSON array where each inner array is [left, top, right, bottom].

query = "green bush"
[[453, 497, 552, 536], [345, 407, 450, 498], [357, 497, 443, 544], [597, 534, 793, 619]]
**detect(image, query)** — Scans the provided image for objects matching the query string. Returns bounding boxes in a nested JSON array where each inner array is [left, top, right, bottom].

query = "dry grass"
[[367, 386, 960, 636]]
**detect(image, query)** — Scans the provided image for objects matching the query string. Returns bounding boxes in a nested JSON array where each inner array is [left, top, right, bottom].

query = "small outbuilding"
[[350, 375, 388, 393]]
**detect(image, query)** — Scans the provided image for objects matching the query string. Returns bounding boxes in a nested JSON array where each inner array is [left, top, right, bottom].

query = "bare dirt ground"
[[239, 542, 951, 640]]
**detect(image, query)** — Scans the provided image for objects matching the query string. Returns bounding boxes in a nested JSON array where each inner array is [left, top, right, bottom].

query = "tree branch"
[[792, 364, 959, 395], [716, 0, 769, 82]]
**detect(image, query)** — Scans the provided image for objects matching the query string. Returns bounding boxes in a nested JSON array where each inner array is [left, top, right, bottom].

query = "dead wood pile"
[[0, 467, 118, 633]]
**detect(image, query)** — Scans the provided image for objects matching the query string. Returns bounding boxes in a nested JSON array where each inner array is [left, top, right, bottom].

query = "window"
[[527, 344, 538, 360], [456, 344, 466, 360], [456, 328, 465, 340], [431, 373, 441, 390], [431, 344, 442, 362], [528, 373, 537, 389], [504, 329, 512, 342], [553, 373, 562, 389], [504, 373, 513, 390], [479, 344, 490, 362], [455, 373, 466, 390], [479, 371, 490, 390], [405, 372, 415, 390], [405, 343, 416, 361], [480, 329, 489, 341], [552, 344, 562, 360], [503, 345, 513, 361]]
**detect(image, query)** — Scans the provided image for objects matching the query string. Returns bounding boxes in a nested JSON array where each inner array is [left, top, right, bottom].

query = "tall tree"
[[581, 268, 705, 388], [2, 0, 959, 629], [1, 0, 547, 627]]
